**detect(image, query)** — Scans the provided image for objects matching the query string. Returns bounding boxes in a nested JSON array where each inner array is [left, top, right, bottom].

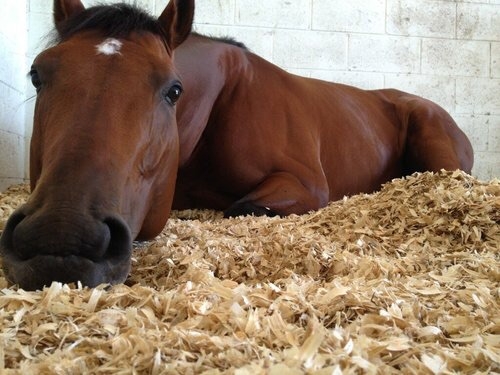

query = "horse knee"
[[226, 172, 328, 217]]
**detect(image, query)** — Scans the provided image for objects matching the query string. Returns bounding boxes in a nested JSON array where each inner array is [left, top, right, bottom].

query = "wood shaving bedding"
[[0, 170, 498, 374]]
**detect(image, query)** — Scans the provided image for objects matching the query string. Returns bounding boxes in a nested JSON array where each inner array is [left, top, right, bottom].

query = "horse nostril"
[[0, 209, 27, 257], [104, 216, 132, 259]]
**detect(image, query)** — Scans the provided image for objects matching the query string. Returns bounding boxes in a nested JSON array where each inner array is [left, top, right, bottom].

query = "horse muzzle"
[[0, 205, 132, 290]]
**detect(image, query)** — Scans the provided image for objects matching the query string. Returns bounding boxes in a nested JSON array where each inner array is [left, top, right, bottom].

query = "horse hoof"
[[224, 202, 278, 218]]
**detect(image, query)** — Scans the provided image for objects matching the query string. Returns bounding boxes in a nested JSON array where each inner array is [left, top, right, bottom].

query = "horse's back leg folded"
[[223, 171, 328, 217], [403, 99, 473, 174]]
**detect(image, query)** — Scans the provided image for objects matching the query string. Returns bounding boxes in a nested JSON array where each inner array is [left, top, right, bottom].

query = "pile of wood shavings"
[[0, 170, 498, 374]]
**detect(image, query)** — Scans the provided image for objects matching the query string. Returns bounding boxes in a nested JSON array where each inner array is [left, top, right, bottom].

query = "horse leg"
[[404, 102, 473, 174], [224, 171, 328, 217]]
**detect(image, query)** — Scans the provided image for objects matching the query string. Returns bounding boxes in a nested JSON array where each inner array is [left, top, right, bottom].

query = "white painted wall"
[[1, 0, 498, 191], [0, 1, 27, 191]]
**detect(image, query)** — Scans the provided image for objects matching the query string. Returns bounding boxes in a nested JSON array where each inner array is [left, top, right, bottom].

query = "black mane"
[[53, 3, 166, 44], [52, 2, 248, 51], [202, 34, 248, 50]]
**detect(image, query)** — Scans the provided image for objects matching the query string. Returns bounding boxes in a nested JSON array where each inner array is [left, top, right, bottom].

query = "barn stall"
[[0, 170, 498, 373], [0, 0, 499, 373]]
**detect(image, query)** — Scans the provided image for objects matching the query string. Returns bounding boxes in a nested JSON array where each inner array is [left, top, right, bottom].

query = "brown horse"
[[0, 0, 194, 290], [172, 34, 473, 217], [0, 1, 473, 290]]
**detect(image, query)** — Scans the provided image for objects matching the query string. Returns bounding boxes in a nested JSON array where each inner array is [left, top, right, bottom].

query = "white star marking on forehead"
[[96, 38, 123, 55]]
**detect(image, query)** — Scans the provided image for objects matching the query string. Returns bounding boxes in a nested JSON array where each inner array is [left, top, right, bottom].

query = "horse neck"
[[174, 33, 251, 166]]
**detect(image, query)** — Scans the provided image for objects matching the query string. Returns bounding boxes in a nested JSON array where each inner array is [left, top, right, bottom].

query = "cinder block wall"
[[12, 0, 500, 190], [190, 0, 500, 180], [0, 1, 27, 191]]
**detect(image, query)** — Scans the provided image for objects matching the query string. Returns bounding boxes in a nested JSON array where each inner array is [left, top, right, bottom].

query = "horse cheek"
[[136, 121, 179, 240], [29, 127, 42, 192]]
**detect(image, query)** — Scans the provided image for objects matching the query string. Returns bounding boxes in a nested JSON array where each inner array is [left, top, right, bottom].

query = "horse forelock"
[[52, 3, 169, 49]]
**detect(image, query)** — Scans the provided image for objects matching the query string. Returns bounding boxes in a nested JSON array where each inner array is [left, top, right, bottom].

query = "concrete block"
[[0, 53, 27, 94], [191, 0, 235, 25], [29, 0, 48, 13], [310, 70, 385, 90], [28, 11, 52, 56], [0, 131, 25, 180], [453, 115, 499, 181], [421, 39, 490, 77], [273, 30, 347, 70], [454, 114, 491, 153], [456, 77, 500, 115], [0, 84, 26, 136], [348, 35, 420, 74], [492, 42, 500, 78], [489, 117, 500, 152], [457, 3, 500, 41], [472, 152, 499, 181], [236, 0, 311, 29], [312, 0, 385, 33], [0, 1, 27, 53], [387, 0, 456, 38], [384, 73, 455, 113]]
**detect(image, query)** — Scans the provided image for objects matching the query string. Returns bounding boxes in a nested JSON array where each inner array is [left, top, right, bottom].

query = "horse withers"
[[1, 1, 473, 290], [0, 0, 194, 290]]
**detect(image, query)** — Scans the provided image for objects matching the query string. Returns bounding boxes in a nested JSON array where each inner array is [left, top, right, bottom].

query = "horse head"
[[0, 0, 194, 290]]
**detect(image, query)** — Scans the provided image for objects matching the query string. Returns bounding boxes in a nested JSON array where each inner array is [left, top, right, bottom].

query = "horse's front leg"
[[224, 171, 329, 217]]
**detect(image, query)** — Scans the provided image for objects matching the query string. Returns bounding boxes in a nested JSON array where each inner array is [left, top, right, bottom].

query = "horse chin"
[[1, 251, 131, 291]]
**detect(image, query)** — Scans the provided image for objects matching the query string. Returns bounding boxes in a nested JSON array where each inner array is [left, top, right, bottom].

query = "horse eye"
[[163, 83, 183, 105], [29, 68, 42, 92]]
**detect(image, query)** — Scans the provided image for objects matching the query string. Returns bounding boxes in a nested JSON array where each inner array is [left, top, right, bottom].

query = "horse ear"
[[53, 0, 85, 30], [158, 0, 195, 51]]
